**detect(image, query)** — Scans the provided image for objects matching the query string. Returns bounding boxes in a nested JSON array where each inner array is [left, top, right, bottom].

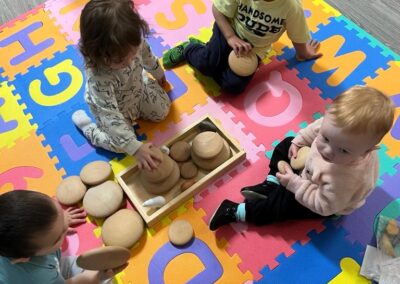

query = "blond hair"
[[329, 85, 394, 139]]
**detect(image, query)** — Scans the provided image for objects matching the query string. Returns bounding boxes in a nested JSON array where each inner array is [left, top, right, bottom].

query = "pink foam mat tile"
[[138, 0, 214, 47], [216, 56, 330, 152], [193, 150, 326, 279], [44, 0, 89, 44]]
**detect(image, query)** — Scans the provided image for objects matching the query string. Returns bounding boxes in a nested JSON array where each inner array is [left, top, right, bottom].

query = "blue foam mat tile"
[[36, 106, 136, 176], [277, 16, 394, 100], [334, 163, 400, 246], [11, 44, 86, 129], [257, 219, 364, 283]]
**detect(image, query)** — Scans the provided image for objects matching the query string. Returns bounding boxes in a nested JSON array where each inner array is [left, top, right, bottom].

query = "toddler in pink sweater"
[[209, 86, 395, 230]]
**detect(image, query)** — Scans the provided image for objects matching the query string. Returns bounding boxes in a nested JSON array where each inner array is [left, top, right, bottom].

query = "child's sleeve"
[[90, 79, 143, 155], [292, 117, 322, 147], [285, 1, 311, 44], [141, 39, 164, 81], [213, 0, 239, 18], [286, 174, 359, 216]]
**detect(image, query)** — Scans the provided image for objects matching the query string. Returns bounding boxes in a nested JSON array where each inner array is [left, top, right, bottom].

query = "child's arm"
[[212, 4, 252, 56], [64, 207, 86, 233], [65, 264, 127, 284], [277, 165, 354, 216], [286, 1, 322, 61], [289, 118, 322, 158], [141, 40, 166, 86]]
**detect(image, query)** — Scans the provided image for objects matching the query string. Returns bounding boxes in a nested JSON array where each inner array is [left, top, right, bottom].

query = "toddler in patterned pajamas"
[[72, 0, 171, 170]]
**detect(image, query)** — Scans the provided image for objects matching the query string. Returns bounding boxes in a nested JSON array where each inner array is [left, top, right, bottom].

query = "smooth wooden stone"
[[56, 176, 87, 205], [192, 131, 224, 159], [170, 141, 191, 162], [290, 146, 311, 170], [77, 246, 130, 271], [191, 140, 231, 170], [386, 220, 399, 236], [102, 209, 144, 248], [277, 161, 291, 174], [198, 120, 218, 132], [80, 161, 112, 186], [180, 161, 198, 179], [180, 179, 196, 192], [228, 50, 258, 77], [83, 180, 123, 218], [141, 161, 180, 195], [168, 220, 194, 246], [140, 148, 174, 183]]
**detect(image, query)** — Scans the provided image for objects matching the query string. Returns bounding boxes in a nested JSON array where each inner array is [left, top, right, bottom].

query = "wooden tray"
[[116, 115, 246, 227]]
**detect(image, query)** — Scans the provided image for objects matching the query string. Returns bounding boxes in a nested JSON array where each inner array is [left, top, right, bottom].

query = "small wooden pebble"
[[56, 176, 87, 205], [180, 179, 196, 192], [180, 161, 198, 179], [168, 220, 194, 246], [277, 161, 291, 174], [170, 141, 191, 162], [80, 161, 112, 186]]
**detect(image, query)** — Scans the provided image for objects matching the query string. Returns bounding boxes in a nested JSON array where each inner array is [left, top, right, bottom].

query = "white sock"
[[72, 109, 93, 131]]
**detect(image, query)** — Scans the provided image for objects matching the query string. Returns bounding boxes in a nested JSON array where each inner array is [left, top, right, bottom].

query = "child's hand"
[[276, 164, 294, 187], [295, 39, 322, 61], [65, 207, 86, 233], [135, 143, 162, 170], [288, 143, 300, 159], [227, 35, 252, 57]]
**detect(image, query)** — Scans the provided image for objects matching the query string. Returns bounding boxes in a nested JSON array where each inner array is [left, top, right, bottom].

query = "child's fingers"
[[67, 207, 85, 214], [70, 212, 87, 219], [147, 157, 158, 169], [67, 227, 77, 234], [69, 218, 86, 225]]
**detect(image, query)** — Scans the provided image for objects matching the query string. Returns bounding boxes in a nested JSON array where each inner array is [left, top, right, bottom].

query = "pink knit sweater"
[[287, 118, 379, 216]]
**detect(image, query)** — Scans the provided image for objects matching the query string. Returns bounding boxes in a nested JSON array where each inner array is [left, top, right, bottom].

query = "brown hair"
[[79, 0, 150, 68], [0, 190, 58, 258], [329, 85, 395, 140]]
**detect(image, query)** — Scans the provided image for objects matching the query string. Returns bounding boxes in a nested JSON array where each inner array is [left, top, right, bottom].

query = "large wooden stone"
[[80, 161, 112, 186], [56, 176, 87, 205], [83, 181, 123, 218], [77, 246, 130, 271], [102, 209, 144, 248]]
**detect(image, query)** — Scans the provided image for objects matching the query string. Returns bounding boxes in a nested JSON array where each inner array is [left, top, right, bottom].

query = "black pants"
[[245, 137, 322, 225], [183, 23, 255, 94]]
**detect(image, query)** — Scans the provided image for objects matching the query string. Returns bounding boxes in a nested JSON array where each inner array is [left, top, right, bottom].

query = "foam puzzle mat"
[[1, 0, 399, 283]]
